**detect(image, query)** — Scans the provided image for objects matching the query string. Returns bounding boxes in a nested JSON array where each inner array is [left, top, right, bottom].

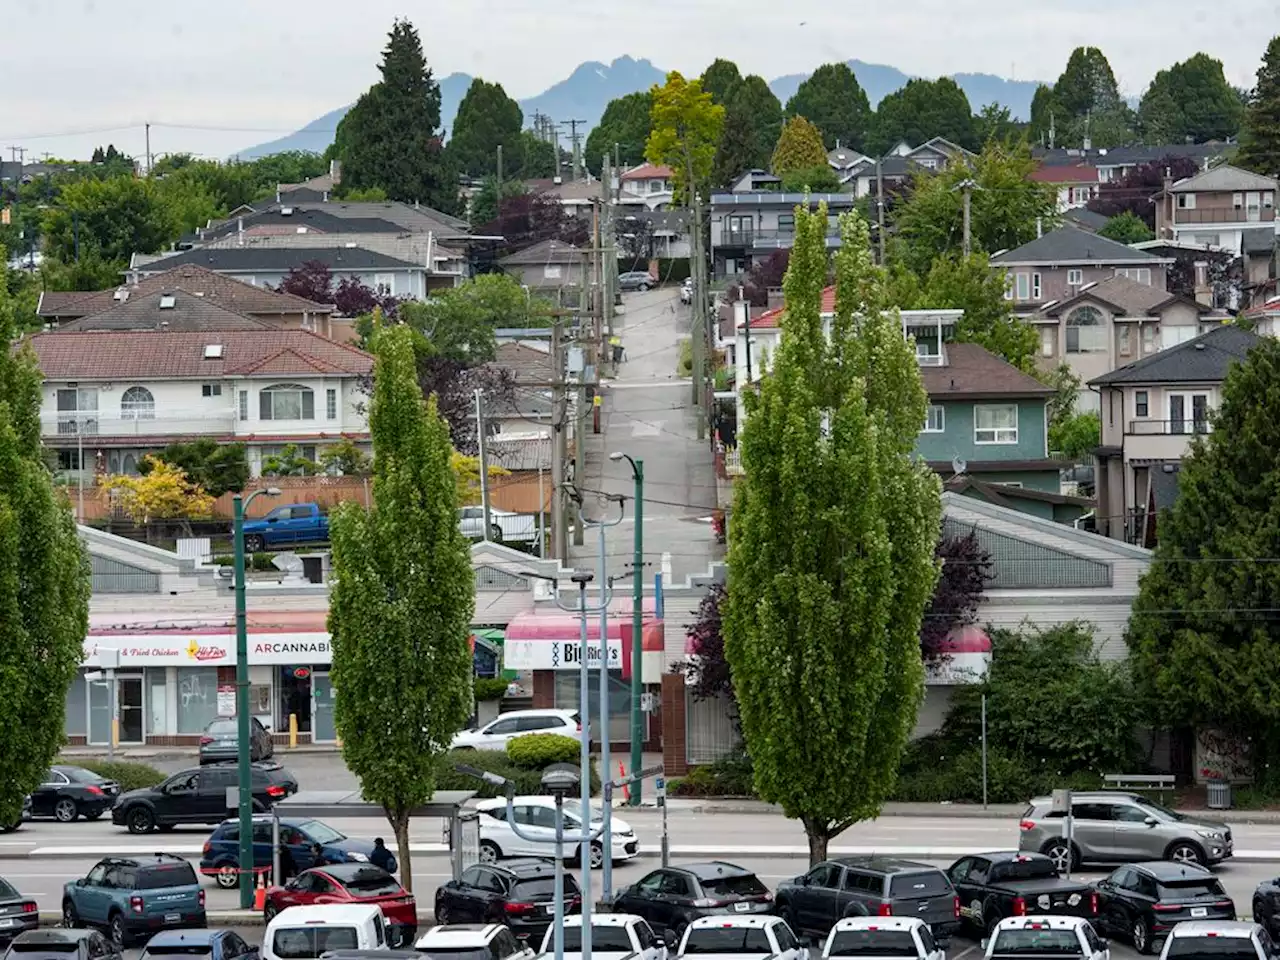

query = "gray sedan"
[[618, 271, 654, 291], [199, 716, 275, 765]]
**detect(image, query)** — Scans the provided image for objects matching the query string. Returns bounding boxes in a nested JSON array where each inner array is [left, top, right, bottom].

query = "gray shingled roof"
[[198, 208, 405, 242], [1045, 275, 1205, 318], [1062, 207, 1110, 233], [1242, 227, 1276, 256], [498, 239, 583, 266], [139, 246, 423, 274], [1090, 324, 1261, 385], [991, 225, 1162, 265], [59, 290, 275, 332], [1168, 164, 1279, 194]]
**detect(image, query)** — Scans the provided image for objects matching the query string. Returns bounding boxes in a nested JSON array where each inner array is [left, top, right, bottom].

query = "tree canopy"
[[584, 91, 653, 176], [1040, 47, 1134, 148], [712, 76, 783, 187], [700, 59, 744, 106], [1139, 53, 1244, 144], [867, 78, 977, 156], [446, 78, 524, 179], [645, 71, 725, 203], [1238, 36, 1280, 177], [770, 116, 829, 177], [785, 63, 872, 152], [42, 176, 177, 267], [1099, 211, 1155, 245]]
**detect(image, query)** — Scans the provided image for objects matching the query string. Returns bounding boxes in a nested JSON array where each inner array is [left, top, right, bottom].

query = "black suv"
[[434, 859, 581, 941], [612, 862, 774, 940], [111, 763, 298, 834]]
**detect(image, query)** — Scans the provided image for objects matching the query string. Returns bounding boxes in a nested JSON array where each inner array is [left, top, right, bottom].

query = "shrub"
[[667, 753, 755, 797], [66, 759, 165, 792], [656, 258, 691, 283], [506, 733, 580, 769], [434, 749, 599, 798], [210, 552, 279, 571], [474, 678, 509, 702]]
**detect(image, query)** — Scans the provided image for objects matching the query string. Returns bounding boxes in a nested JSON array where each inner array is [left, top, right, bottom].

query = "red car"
[[264, 863, 417, 945]]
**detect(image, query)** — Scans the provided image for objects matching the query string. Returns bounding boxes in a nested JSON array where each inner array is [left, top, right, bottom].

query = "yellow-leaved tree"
[[102, 456, 215, 524], [451, 451, 509, 506]]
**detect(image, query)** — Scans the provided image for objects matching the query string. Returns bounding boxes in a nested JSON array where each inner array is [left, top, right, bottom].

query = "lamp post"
[[609, 452, 645, 807], [233, 486, 281, 909]]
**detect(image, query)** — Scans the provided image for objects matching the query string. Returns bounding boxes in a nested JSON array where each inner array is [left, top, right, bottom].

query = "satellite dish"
[[951, 456, 967, 477]]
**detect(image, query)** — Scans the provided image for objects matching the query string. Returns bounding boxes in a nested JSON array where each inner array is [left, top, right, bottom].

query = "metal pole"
[[629, 460, 645, 807], [981, 694, 988, 810], [106, 668, 116, 761], [597, 521, 613, 905], [537, 455, 545, 558], [553, 794, 565, 960], [962, 183, 973, 258], [476, 389, 492, 541], [658, 774, 669, 867], [233, 493, 254, 909], [77, 425, 84, 523], [272, 806, 281, 886], [576, 579, 593, 960]]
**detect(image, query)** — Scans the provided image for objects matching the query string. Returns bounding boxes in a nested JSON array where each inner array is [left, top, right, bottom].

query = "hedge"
[[656, 258, 691, 284], [64, 759, 166, 792], [474, 678, 509, 702], [435, 749, 599, 798], [506, 733, 579, 769]]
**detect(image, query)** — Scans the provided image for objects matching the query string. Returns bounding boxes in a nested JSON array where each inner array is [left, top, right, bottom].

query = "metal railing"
[[1127, 419, 1211, 436], [1173, 207, 1273, 225], [44, 411, 240, 438]]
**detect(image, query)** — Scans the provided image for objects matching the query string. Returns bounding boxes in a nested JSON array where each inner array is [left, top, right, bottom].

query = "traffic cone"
[[254, 871, 267, 911], [618, 761, 630, 803]]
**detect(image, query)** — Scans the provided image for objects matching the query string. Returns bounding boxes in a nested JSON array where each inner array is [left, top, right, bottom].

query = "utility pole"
[[562, 120, 586, 182], [602, 155, 616, 341], [551, 322, 568, 560], [145, 123, 152, 175], [875, 158, 886, 265], [475, 389, 493, 541], [614, 142, 621, 173], [496, 143, 503, 184], [954, 178, 979, 258], [553, 126, 563, 181], [684, 145, 707, 437]]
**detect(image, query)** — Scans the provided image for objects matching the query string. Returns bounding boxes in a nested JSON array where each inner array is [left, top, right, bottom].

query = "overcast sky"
[[1, 0, 1271, 162]]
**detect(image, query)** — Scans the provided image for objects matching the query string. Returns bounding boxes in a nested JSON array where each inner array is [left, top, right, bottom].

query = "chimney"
[[1193, 260, 1212, 306], [1036, 217, 1043, 238], [237, 217, 244, 248], [766, 288, 785, 310]]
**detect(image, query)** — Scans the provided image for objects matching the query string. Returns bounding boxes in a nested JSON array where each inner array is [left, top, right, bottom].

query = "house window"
[[1233, 193, 1244, 210], [918, 158, 937, 169], [326, 388, 337, 420], [56, 449, 82, 472], [1135, 391, 1149, 418], [1177, 193, 1197, 209], [1040, 327, 1056, 358], [777, 213, 795, 233], [1066, 268, 1084, 286], [1118, 325, 1132, 357], [238, 390, 249, 421], [543, 265, 562, 280], [1266, 192, 1275, 209], [1115, 267, 1152, 285], [56, 387, 99, 435], [1194, 233, 1221, 247], [1003, 273, 1014, 301], [1031, 273, 1042, 300], [202, 383, 222, 398], [1163, 325, 1199, 348], [1142, 324, 1160, 354], [922, 405, 945, 433], [373, 274, 394, 296], [1015, 273, 1030, 300], [974, 404, 1018, 444], [1168, 393, 1210, 435], [120, 386, 156, 420], [1066, 306, 1107, 353], [261, 444, 318, 464], [259, 383, 315, 421]]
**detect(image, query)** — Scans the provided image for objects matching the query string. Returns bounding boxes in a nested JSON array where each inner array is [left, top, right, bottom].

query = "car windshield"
[[1167, 939, 1258, 960], [1138, 800, 1184, 821], [342, 868, 402, 896], [828, 931, 918, 957], [683, 928, 773, 954], [207, 720, 238, 735], [991, 930, 1082, 954], [0, 878, 20, 899], [138, 863, 198, 889], [992, 859, 1057, 881], [142, 947, 215, 957], [299, 820, 345, 844], [564, 803, 606, 824], [1160, 879, 1226, 899], [551, 928, 634, 952], [701, 874, 769, 898]]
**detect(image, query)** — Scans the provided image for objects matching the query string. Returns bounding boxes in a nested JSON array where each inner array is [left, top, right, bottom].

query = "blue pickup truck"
[[241, 502, 329, 551]]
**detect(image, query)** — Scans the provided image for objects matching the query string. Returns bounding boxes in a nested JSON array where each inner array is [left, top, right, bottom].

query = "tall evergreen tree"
[[1239, 36, 1280, 176], [334, 20, 456, 211], [1139, 53, 1243, 144], [0, 244, 91, 828], [1051, 47, 1133, 148], [771, 116, 829, 177], [584, 91, 653, 175], [328, 322, 475, 887], [446, 78, 524, 179], [867, 78, 977, 155], [700, 58, 744, 106], [1029, 83, 1059, 146], [785, 63, 873, 152], [724, 207, 942, 864], [712, 76, 783, 186]]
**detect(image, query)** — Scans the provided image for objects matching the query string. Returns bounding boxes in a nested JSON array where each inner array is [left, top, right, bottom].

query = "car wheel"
[[639, 283, 650, 292], [1042, 839, 1078, 872], [436, 901, 453, 925], [984, 900, 1003, 936], [1132, 915, 1152, 955], [126, 806, 155, 834], [588, 842, 605, 870], [62, 900, 79, 929], [53, 799, 79, 823], [264, 902, 279, 924], [777, 903, 797, 933], [108, 912, 129, 947], [1167, 841, 1205, 866], [244, 535, 266, 553], [215, 864, 239, 889], [479, 840, 501, 864]]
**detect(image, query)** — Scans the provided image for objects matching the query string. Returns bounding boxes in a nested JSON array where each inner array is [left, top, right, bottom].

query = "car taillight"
[[84, 785, 103, 796], [203, 842, 212, 855], [954, 897, 961, 919], [504, 902, 535, 915], [691, 899, 726, 908], [1090, 892, 1098, 915], [1019, 819, 1035, 831], [130, 896, 144, 915], [1152, 903, 1181, 912], [1012, 896, 1027, 916], [877, 902, 892, 917], [200, 736, 214, 745], [266, 785, 286, 798], [21, 903, 35, 914], [198, 890, 206, 908]]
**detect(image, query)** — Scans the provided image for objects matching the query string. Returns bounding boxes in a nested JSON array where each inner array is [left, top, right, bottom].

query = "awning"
[[502, 613, 664, 682]]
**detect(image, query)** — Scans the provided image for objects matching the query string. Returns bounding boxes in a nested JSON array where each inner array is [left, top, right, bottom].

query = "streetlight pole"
[[609, 453, 645, 808], [233, 486, 281, 909], [569, 570, 594, 960]]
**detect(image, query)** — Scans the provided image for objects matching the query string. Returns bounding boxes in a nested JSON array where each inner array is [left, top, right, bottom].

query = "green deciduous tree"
[[328, 322, 475, 887], [724, 205, 942, 864], [1139, 53, 1244, 144], [779, 166, 841, 192], [142, 439, 249, 498], [712, 76, 783, 187], [1238, 36, 1280, 176], [397, 273, 542, 363], [584, 92, 653, 176], [334, 19, 456, 212], [0, 244, 91, 828], [43, 176, 178, 267], [770, 116, 829, 178], [646, 72, 725, 203], [1099, 211, 1155, 244], [468, 177, 527, 227], [516, 131, 557, 179], [785, 63, 873, 152], [700, 59, 744, 106], [1029, 84, 1059, 146], [974, 103, 1021, 145], [447, 78, 524, 179], [867, 78, 977, 156]]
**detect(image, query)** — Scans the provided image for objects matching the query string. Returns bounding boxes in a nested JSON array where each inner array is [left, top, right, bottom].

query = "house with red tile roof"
[[618, 162, 674, 210], [1028, 162, 1100, 212]]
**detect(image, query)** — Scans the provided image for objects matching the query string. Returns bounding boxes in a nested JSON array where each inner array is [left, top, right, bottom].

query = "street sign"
[[1051, 789, 1072, 813], [655, 777, 666, 797]]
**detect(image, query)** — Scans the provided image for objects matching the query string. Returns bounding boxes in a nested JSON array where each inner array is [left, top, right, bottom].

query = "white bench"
[[1103, 773, 1176, 801]]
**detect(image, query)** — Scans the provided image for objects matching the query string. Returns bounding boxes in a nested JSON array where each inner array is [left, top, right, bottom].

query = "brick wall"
[[532, 671, 555, 709], [661, 672, 687, 776]]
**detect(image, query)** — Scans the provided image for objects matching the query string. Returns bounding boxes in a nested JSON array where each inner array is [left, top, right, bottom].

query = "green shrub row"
[[506, 733, 580, 769], [434, 749, 600, 798], [210, 552, 282, 571], [64, 759, 166, 792], [474, 678, 509, 702]]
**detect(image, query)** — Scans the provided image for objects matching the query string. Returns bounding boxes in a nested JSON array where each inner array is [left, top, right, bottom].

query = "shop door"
[[118, 676, 144, 743], [312, 672, 337, 742]]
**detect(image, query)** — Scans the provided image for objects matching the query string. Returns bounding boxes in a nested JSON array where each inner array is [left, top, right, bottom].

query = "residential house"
[[1153, 164, 1279, 255], [1031, 143, 1230, 184], [27, 327, 374, 479], [845, 138, 974, 198], [498, 240, 588, 304], [1063, 207, 1110, 233], [710, 192, 860, 279], [531, 177, 600, 221], [484, 341, 556, 438], [617, 163, 674, 210], [1037, 274, 1213, 411], [620, 208, 692, 261], [1029, 163, 1099, 212], [212, 198, 470, 244], [828, 145, 871, 186], [1091, 325, 1260, 545], [55, 290, 279, 334], [1242, 227, 1277, 307], [728, 169, 781, 192], [274, 160, 342, 203]]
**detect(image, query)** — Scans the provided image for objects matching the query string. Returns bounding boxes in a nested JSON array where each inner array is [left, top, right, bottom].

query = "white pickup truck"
[[538, 914, 668, 960], [458, 506, 539, 543], [676, 916, 805, 960]]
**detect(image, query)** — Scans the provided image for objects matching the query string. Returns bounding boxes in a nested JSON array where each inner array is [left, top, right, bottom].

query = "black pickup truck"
[[948, 851, 1096, 936]]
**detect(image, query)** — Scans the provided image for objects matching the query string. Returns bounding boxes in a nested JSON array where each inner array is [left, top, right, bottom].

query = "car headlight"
[[348, 852, 369, 862], [1196, 829, 1224, 841]]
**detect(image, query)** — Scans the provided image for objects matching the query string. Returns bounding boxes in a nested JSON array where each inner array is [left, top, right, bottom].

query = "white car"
[[539, 913, 668, 960], [416, 923, 534, 960], [263, 904, 387, 960], [458, 506, 538, 543], [1158, 921, 1273, 960], [823, 916, 946, 960], [450, 708, 580, 750], [476, 795, 639, 868], [985, 916, 1110, 960], [677, 916, 804, 960]]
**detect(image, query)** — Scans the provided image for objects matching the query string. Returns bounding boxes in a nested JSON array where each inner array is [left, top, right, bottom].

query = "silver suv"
[[1018, 792, 1232, 870]]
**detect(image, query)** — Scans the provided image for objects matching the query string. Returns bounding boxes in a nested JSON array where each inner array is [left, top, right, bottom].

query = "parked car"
[[2, 929, 121, 960], [1252, 876, 1280, 940], [984, 916, 1110, 960], [61, 854, 206, 946], [949, 852, 1096, 936], [617, 271, 654, 292], [1157, 921, 1274, 960], [262, 904, 385, 960], [675, 916, 803, 960], [612, 863, 773, 941], [476, 797, 638, 868], [0, 877, 38, 942], [139, 929, 258, 960], [458, 507, 538, 543], [1093, 862, 1235, 955], [199, 717, 274, 765], [112, 762, 298, 834], [434, 860, 580, 941], [241, 503, 329, 552], [28, 766, 119, 823], [821, 916, 945, 960], [538, 913, 667, 960], [679, 279, 692, 305], [264, 864, 415, 946], [451, 709, 580, 751], [417, 924, 533, 960], [775, 857, 958, 943], [201, 815, 384, 889], [1019, 792, 1232, 870]]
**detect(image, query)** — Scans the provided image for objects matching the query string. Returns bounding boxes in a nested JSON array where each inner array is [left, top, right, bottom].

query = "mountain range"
[[237, 56, 1047, 159]]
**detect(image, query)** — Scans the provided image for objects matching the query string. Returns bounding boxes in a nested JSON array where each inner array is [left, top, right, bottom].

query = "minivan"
[[262, 904, 387, 960]]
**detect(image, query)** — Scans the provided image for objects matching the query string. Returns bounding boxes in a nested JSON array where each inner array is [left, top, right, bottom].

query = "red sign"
[[293, 667, 311, 679], [189, 644, 228, 662]]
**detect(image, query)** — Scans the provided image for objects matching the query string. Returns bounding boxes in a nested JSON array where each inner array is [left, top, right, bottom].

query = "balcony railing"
[[719, 226, 844, 249], [1173, 207, 1274, 225], [44, 411, 239, 439], [1127, 419, 1211, 436]]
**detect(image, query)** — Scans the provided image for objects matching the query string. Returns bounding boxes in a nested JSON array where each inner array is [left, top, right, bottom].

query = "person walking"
[[369, 837, 398, 874]]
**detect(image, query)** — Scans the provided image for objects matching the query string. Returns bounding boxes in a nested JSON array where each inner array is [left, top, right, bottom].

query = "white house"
[[617, 163, 674, 210], [28, 327, 374, 480]]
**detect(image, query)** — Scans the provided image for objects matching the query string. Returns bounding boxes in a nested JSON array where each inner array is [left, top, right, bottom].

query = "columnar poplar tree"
[[328, 322, 475, 889], [724, 208, 942, 864], [0, 244, 91, 827]]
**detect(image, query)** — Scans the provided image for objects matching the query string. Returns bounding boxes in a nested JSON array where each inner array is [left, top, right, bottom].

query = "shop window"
[[177, 667, 218, 734], [65, 673, 87, 737]]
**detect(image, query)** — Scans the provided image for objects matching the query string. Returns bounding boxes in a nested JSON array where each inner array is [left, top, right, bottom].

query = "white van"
[[263, 904, 388, 960]]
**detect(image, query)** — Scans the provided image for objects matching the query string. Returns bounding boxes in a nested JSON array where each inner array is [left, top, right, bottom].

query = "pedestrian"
[[310, 842, 332, 867], [370, 837, 397, 874], [610, 335, 624, 364]]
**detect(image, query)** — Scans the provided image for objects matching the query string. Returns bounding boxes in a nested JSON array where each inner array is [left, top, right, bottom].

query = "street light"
[[233, 485, 281, 909], [608, 452, 645, 807]]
